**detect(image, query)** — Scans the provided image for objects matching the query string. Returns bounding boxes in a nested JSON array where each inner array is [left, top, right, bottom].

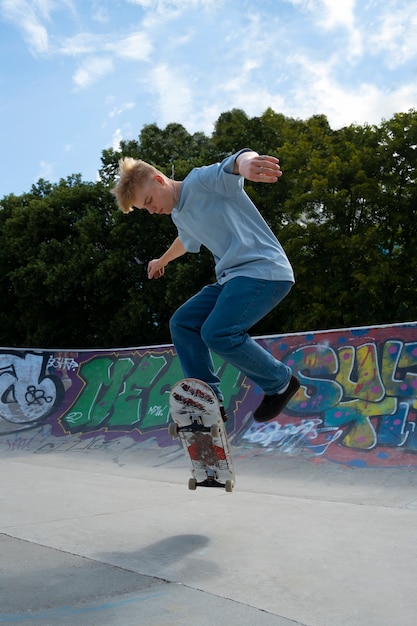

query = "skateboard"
[[168, 378, 235, 492]]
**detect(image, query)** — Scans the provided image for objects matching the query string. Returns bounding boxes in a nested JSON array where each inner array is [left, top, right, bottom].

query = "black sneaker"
[[219, 406, 228, 423], [254, 375, 301, 423]]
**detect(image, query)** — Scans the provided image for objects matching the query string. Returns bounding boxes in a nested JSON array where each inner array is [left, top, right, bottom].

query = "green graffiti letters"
[[63, 353, 169, 432], [62, 350, 245, 435]]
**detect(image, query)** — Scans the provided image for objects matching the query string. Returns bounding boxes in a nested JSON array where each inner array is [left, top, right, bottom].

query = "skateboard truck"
[[169, 421, 220, 439], [189, 472, 234, 492]]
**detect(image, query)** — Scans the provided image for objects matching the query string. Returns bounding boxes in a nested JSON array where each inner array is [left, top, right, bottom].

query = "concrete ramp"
[[2, 440, 417, 625], [2, 323, 417, 624]]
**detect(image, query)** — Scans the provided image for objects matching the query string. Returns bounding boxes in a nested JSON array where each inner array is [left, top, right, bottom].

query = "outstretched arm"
[[234, 150, 282, 183], [147, 236, 187, 279]]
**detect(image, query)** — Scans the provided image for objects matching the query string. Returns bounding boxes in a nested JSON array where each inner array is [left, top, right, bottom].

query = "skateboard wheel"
[[168, 422, 179, 438], [210, 423, 220, 438], [225, 480, 234, 493], [188, 478, 197, 490]]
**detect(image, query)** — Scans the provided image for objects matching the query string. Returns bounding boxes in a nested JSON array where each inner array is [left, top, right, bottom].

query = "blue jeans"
[[169, 277, 293, 401]]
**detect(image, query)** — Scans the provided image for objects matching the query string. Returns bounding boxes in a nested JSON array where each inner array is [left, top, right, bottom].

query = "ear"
[[153, 174, 165, 186]]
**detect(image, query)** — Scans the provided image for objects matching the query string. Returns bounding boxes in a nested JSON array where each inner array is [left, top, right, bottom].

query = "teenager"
[[111, 149, 300, 422]]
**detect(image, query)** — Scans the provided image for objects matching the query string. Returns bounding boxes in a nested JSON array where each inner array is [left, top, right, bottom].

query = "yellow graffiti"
[[336, 344, 385, 402]]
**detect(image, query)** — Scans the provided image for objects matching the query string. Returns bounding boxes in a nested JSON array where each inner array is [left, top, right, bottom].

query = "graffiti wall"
[[2, 321, 417, 467]]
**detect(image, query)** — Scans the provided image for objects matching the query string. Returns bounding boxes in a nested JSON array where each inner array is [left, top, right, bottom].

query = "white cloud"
[[282, 0, 316, 11], [132, 0, 222, 30], [220, 84, 286, 123], [0, 0, 77, 55], [37, 159, 54, 181], [111, 128, 123, 150], [284, 0, 356, 26], [319, 0, 356, 30], [0, 0, 50, 55], [315, 0, 363, 58], [59, 30, 153, 63], [109, 101, 135, 118], [144, 63, 193, 126], [127, 0, 219, 9], [288, 51, 417, 128], [368, 4, 417, 67], [92, 5, 108, 23], [126, 0, 154, 7], [109, 32, 153, 61], [283, 0, 362, 58], [73, 56, 113, 89], [60, 32, 102, 56], [367, 82, 417, 124]]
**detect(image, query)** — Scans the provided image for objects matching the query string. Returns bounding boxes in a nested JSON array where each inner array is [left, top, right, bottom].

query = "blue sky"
[[1, 0, 416, 197]]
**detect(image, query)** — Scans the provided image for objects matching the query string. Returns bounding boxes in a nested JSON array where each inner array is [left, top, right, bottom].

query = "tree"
[[2, 108, 417, 348]]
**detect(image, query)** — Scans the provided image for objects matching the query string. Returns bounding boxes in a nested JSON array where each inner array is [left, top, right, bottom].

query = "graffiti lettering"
[[25, 385, 53, 406], [241, 419, 343, 455], [62, 352, 243, 435], [47, 355, 78, 371], [2, 324, 417, 467], [0, 352, 64, 429], [278, 339, 417, 452]]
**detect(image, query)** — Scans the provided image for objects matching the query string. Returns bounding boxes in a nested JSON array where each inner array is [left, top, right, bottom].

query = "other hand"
[[147, 259, 165, 279], [238, 153, 282, 183]]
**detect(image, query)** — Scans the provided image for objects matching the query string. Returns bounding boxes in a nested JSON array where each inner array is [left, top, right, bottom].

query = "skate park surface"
[[2, 323, 417, 625], [2, 441, 417, 626]]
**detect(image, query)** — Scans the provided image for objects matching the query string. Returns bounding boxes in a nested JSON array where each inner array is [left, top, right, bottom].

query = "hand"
[[238, 153, 282, 183], [147, 259, 165, 279]]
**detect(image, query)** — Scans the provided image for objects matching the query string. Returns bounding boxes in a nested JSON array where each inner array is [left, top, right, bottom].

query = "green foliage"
[[1, 107, 417, 348]]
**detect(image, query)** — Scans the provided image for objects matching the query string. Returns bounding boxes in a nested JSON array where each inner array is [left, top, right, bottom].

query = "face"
[[132, 175, 173, 215]]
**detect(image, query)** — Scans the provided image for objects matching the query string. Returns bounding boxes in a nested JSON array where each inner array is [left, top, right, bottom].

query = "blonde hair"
[[110, 158, 160, 214]]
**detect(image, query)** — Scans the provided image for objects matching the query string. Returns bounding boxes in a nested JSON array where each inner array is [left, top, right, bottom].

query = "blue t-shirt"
[[171, 149, 294, 285]]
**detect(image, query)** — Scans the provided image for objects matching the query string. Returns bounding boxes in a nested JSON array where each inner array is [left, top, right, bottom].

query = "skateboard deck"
[[169, 378, 235, 492]]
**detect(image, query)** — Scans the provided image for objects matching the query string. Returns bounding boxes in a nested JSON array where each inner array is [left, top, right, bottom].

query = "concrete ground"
[[1, 441, 417, 625]]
